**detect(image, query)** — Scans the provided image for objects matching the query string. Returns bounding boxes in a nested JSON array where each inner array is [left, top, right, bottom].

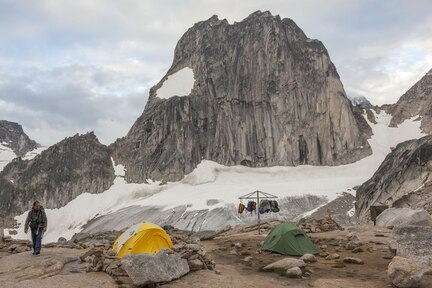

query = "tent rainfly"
[[113, 223, 173, 258], [261, 223, 319, 256]]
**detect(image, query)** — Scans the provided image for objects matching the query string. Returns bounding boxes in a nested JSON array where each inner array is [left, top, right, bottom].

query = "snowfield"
[[0, 143, 16, 172], [155, 67, 195, 99], [5, 111, 426, 243]]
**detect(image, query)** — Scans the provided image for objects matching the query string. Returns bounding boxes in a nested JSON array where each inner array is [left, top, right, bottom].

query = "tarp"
[[113, 223, 173, 258], [262, 223, 319, 256]]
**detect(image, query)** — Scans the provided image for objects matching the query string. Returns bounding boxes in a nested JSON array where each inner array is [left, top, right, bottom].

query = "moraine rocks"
[[111, 10, 371, 183]]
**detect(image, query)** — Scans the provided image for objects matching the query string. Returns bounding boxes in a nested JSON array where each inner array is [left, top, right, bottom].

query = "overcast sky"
[[0, 0, 431, 146]]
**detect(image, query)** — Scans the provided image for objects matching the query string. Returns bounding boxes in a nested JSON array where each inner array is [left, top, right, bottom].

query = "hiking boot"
[[35, 251, 40, 255], [32, 252, 36, 255]]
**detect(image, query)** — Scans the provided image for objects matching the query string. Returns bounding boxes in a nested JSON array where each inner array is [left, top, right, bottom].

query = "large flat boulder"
[[121, 253, 190, 285], [392, 225, 432, 273], [376, 208, 432, 229]]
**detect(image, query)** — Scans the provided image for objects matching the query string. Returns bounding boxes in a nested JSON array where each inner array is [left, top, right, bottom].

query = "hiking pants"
[[31, 227, 43, 253]]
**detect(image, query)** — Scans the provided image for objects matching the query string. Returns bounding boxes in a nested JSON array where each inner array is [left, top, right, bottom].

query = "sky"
[[0, 0, 431, 146]]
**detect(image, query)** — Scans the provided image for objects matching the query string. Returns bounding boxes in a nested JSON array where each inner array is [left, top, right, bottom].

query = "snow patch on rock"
[[156, 67, 195, 99]]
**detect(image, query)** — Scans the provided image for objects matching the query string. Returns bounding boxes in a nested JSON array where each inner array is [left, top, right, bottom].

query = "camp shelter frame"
[[239, 190, 278, 234]]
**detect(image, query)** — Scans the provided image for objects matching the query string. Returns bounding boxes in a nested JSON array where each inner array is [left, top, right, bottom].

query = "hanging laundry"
[[246, 201, 257, 212], [238, 203, 246, 214], [271, 200, 280, 213], [260, 200, 272, 213]]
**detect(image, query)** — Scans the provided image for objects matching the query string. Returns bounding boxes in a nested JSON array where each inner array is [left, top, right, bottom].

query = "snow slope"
[[0, 144, 45, 172], [155, 67, 195, 99], [0, 143, 16, 172], [6, 111, 425, 242]]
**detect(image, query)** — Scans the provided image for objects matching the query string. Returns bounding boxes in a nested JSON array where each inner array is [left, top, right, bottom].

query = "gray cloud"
[[0, 0, 431, 145]]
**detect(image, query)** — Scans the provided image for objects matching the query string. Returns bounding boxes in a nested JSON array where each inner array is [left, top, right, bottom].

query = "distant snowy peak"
[[0, 120, 39, 157], [155, 67, 195, 99], [348, 95, 374, 109]]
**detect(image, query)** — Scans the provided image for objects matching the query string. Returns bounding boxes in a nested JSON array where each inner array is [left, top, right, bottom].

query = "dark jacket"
[[25, 207, 48, 230]]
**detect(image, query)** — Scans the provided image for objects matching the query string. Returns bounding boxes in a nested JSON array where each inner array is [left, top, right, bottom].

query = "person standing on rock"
[[24, 201, 47, 255]]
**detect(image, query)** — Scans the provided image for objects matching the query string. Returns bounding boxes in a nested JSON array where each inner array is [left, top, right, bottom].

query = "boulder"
[[263, 258, 306, 271], [392, 225, 432, 272], [286, 267, 303, 278], [57, 237, 67, 243], [388, 256, 422, 288], [300, 253, 317, 263], [121, 253, 190, 285], [14, 245, 31, 253], [376, 208, 432, 229]]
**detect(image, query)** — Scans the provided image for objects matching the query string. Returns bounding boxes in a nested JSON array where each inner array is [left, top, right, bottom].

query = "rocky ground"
[[1, 218, 432, 288]]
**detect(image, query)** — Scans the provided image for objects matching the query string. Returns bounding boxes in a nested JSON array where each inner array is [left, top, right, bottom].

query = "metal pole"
[[257, 191, 261, 235]]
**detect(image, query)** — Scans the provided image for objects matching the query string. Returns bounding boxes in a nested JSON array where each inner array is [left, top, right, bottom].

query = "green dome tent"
[[262, 223, 319, 256]]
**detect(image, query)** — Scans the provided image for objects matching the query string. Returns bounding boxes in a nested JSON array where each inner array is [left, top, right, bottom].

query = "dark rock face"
[[352, 107, 373, 140], [0, 120, 39, 157], [355, 135, 432, 222], [0, 132, 115, 227], [388, 69, 432, 133], [112, 11, 371, 182]]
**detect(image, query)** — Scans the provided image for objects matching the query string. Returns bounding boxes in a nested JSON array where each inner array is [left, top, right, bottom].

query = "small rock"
[[215, 269, 221, 275], [234, 242, 242, 249], [243, 256, 253, 262], [345, 240, 361, 250], [263, 258, 306, 271], [80, 247, 104, 262], [188, 258, 204, 271], [352, 247, 363, 253], [300, 253, 317, 263], [331, 253, 340, 259], [107, 249, 116, 257], [286, 267, 303, 278], [343, 257, 364, 265], [320, 245, 328, 251], [320, 252, 329, 258], [229, 249, 238, 255], [185, 244, 201, 251]]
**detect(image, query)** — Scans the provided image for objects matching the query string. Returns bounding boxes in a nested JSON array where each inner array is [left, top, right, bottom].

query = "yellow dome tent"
[[113, 223, 173, 258]]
